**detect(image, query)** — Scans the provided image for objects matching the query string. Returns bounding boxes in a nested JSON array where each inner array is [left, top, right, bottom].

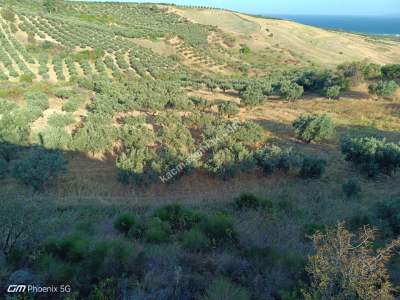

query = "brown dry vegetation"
[[170, 6, 400, 66]]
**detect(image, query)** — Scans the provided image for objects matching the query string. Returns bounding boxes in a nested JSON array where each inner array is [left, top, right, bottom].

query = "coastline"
[[263, 14, 400, 36]]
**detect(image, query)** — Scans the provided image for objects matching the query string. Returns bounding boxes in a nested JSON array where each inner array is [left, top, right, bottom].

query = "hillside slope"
[[170, 7, 400, 66], [0, 2, 399, 84]]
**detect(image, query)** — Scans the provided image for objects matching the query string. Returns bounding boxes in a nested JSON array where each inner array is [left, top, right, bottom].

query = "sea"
[[266, 15, 400, 36]]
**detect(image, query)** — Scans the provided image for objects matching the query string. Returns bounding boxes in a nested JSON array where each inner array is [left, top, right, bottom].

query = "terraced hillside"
[[172, 7, 400, 66], [1, 1, 400, 300], [0, 2, 399, 82]]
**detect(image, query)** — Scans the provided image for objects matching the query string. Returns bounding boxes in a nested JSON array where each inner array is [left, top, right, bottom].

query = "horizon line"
[[68, 1, 400, 17]]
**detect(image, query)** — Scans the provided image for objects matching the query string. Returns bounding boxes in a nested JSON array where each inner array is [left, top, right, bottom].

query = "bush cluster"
[[293, 114, 335, 143], [341, 137, 400, 177]]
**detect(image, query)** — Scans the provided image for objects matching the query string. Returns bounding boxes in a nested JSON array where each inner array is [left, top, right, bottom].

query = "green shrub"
[[154, 204, 203, 232], [200, 213, 236, 246], [0, 143, 20, 162], [300, 156, 326, 179], [190, 96, 209, 110], [47, 113, 76, 128], [181, 228, 210, 251], [363, 63, 382, 80], [73, 114, 117, 154], [240, 46, 251, 55], [203, 278, 251, 300], [62, 96, 85, 112], [41, 41, 54, 49], [235, 193, 260, 210], [337, 61, 366, 85], [293, 114, 335, 143], [55, 89, 75, 99], [1, 7, 16, 22], [381, 64, 400, 81], [19, 74, 34, 84], [218, 101, 240, 117], [34, 127, 73, 150], [43, 235, 136, 282], [368, 81, 398, 98], [0, 158, 8, 179], [255, 145, 299, 174], [0, 107, 33, 144], [241, 84, 264, 106], [144, 218, 171, 243], [11, 148, 67, 190], [45, 233, 89, 263], [0, 98, 17, 114], [279, 81, 304, 101], [342, 179, 362, 198], [234, 193, 273, 211], [297, 69, 349, 94], [113, 214, 137, 235], [341, 137, 400, 177], [88, 278, 119, 300], [375, 198, 400, 236], [24, 91, 49, 112], [324, 85, 341, 99]]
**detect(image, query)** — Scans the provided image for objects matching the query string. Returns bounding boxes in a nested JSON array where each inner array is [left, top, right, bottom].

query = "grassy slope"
[[169, 6, 400, 66]]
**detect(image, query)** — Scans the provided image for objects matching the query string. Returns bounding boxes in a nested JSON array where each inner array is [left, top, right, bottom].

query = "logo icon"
[[7, 285, 27, 293]]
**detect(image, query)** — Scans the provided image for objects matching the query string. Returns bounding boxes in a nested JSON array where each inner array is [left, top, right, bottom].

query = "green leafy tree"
[[368, 81, 398, 98], [1, 7, 16, 22], [300, 156, 327, 179], [0, 199, 51, 256], [240, 45, 251, 55], [341, 137, 400, 177], [73, 114, 116, 154], [381, 64, 400, 81], [279, 81, 304, 101], [363, 63, 382, 80], [293, 114, 335, 143], [241, 84, 264, 106], [324, 85, 341, 99], [116, 147, 158, 185], [43, 0, 58, 13], [218, 101, 240, 117], [11, 148, 67, 190], [255, 145, 299, 175], [337, 61, 366, 85]]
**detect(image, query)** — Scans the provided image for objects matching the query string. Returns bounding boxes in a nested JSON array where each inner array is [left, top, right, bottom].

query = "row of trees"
[[185, 62, 399, 106]]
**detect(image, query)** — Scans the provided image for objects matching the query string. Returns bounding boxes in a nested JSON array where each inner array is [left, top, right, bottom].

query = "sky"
[[89, 0, 400, 16]]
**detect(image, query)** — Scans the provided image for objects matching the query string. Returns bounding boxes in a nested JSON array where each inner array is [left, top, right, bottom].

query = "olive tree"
[[11, 148, 67, 191], [0, 198, 53, 256], [368, 81, 398, 98], [241, 84, 264, 106], [341, 137, 400, 177], [279, 81, 304, 101], [73, 114, 117, 155], [324, 85, 341, 99], [381, 64, 400, 81], [293, 114, 335, 143], [218, 101, 240, 117]]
